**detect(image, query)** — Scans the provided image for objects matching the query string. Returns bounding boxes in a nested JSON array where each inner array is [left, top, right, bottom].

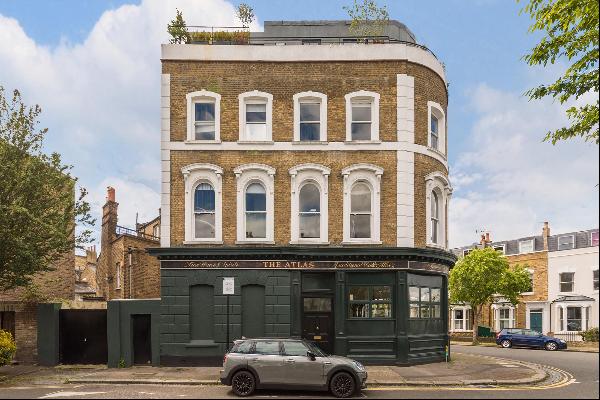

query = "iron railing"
[[553, 331, 583, 342], [115, 225, 159, 241]]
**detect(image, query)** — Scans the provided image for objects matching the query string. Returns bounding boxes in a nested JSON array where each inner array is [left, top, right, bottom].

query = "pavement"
[[450, 340, 600, 353], [0, 352, 546, 388]]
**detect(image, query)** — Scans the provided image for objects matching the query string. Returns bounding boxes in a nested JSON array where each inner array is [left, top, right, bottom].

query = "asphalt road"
[[0, 345, 597, 399]]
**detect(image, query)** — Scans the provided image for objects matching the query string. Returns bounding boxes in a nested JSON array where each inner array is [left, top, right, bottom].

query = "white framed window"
[[498, 308, 512, 330], [451, 306, 472, 331], [234, 164, 276, 243], [293, 92, 327, 142], [493, 245, 506, 255], [115, 262, 121, 290], [462, 249, 473, 257], [289, 164, 330, 243], [558, 234, 575, 250], [425, 171, 452, 249], [559, 272, 574, 293], [152, 224, 160, 239], [427, 101, 446, 154], [591, 231, 599, 247], [519, 239, 535, 254], [186, 90, 221, 142], [345, 91, 380, 141], [239, 91, 273, 142], [594, 269, 599, 291], [182, 163, 223, 243], [342, 164, 383, 244]]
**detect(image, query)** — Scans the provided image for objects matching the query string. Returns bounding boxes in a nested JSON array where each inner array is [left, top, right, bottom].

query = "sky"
[[0, 0, 598, 248]]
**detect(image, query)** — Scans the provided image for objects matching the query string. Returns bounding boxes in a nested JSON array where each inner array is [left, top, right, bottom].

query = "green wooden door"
[[242, 285, 265, 338], [530, 311, 543, 334]]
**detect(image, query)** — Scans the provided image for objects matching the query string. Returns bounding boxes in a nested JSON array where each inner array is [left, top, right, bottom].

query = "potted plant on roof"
[[343, 0, 390, 44]]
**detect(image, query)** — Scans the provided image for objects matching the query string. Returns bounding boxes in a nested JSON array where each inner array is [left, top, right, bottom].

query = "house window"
[[559, 272, 574, 292], [345, 91, 380, 141], [591, 231, 599, 247], [558, 235, 575, 250], [498, 308, 511, 329], [342, 164, 382, 243], [567, 307, 582, 331], [115, 262, 121, 289], [453, 308, 472, 331], [194, 183, 216, 239], [494, 245, 506, 255], [245, 183, 267, 239], [182, 163, 223, 243], [186, 90, 221, 141], [462, 249, 472, 257], [409, 286, 442, 319], [299, 183, 320, 239], [239, 91, 273, 141], [525, 270, 534, 293], [593, 270, 599, 291], [349, 286, 392, 318], [234, 164, 275, 243], [350, 182, 372, 239], [293, 92, 327, 142], [152, 224, 160, 239], [519, 239, 535, 254], [428, 101, 446, 154], [430, 190, 440, 244]]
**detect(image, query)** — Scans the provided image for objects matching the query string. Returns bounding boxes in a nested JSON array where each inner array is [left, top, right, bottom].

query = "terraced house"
[[148, 20, 456, 366]]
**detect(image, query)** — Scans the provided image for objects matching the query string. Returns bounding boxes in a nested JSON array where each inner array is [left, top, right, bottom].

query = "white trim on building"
[[425, 171, 452, 249]]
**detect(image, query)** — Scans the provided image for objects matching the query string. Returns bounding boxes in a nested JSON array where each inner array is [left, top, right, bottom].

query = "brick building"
[[95, 187, 161, 300], [74, 246, 99, 301], [452, 223, 598, 340], [148, 20, 456, 365]]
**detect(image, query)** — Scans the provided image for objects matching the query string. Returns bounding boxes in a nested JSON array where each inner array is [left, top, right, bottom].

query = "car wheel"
[[500, 339, 512, 348], [545, 341, 558, 351], [330, 371, 356, 398], [231, 370, 256, 397]]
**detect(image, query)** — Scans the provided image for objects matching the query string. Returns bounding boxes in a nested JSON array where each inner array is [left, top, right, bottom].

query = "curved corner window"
[[186, 90, 221, 142], [350, 182, 372, 239], [425, 172, 452, 249], [239, 91, 273, 142], [428, 101, 446, 154], [345, 91, 380, 141], [194, 183, 216, 238], [299, 183, 320, 238], [293, 92, 327, 142], [430, 190, 440, 244], [245, 183, 267, 239]]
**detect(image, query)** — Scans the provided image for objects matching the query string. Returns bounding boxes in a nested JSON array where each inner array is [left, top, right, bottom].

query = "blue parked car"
[[496, 328, 567, 351]]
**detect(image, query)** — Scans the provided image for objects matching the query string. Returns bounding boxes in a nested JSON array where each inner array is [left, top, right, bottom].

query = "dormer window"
[[345, 91, 380, 141], [239, 91, 273, 142], [186, 90, 221, 142], [293, 92, 327, 142]]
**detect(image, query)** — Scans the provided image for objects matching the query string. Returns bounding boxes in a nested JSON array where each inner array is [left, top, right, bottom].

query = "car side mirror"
[[307, 351, 316, 361]]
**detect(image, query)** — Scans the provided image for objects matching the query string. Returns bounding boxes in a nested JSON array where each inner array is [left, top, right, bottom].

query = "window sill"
[[236, 140, 275, 145], [341, 240, 383, 245], [292, 140, 328, 145], [184, 139, 221, 144], [290, 240, 330, 245], [426, 147, 447, 159], [344, 140, 381, 145], [235, 240, 276, 245], [183, 240, 223, 245], [522, 292, 534, 296], [426, 243, 447, 250]]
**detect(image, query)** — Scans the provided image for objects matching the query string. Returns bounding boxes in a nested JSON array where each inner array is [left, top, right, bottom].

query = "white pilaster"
[[396, 150, 414, 247], [396, 74, 415, 143], [160, 73, 171, 247]]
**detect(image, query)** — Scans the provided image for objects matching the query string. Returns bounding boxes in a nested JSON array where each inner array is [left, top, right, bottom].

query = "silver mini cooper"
[[220, 338, 367, 397]]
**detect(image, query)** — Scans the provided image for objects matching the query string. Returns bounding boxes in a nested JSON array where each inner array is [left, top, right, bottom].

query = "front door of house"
[[302, 297, 334, 354], [530, 310, 543, 333]]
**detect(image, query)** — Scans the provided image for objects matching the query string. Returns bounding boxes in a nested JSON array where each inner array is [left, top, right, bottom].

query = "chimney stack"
[[543, 221, 550, 250], [106, 186, 116, 203]]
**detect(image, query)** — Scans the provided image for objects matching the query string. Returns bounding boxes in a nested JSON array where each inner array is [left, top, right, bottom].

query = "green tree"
[[236, 3, 255, 27], [343, 0, 390, 40], [449, 247, 531, 344], [520, 0, 599, 145], [0, 87, 94, 290], [167, 8, 191, 44]]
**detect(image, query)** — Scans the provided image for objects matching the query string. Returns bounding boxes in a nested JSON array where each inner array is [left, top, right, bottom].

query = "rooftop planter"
[[189, 30, 250, 45]]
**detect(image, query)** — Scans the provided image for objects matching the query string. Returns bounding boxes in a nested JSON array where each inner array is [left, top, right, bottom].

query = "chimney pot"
[[106, 186, 116, 203], [485, 232, 490, 242]]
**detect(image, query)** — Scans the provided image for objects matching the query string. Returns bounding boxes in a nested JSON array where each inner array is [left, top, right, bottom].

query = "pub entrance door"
[[302, 296, 334, 355]]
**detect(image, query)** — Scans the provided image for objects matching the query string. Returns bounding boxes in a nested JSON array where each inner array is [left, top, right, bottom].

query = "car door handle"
[[284, 359, 295, 363], [323, 361, 332, 365]]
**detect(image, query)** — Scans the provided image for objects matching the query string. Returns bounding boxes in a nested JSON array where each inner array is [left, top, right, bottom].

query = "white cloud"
[[0, 0, 258, 246], [449, 83, 599, 247]]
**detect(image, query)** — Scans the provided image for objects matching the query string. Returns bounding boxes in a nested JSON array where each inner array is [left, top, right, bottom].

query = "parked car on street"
[[220, 338, 368, 397], [496, 328, 567, 351]]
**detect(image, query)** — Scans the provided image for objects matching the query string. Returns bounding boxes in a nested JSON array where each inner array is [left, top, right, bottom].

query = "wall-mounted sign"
[[223, 277, 235, 295]]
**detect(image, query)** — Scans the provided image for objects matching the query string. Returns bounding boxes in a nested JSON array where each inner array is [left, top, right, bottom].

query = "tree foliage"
[[0, 330, 16, 366], [449, 247, 531, 343], [0, 87, 94, 290], [520, 0, 599, 145], [167, 8, 191, 44], [236, 3, 255, 27], [343, 0, 390, 39]]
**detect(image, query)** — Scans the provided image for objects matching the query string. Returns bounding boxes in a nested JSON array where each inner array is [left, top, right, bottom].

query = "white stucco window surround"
[[289, 164, 330, 244], [345, 91, 380, 142], [238, 91, 273, 142], [186, 90, 221, 142], [491, 303, 516, 331], [293, 92, 328, 142], [450, 305, 473, 332], [182, 163, 223, 244], [425, 171, 452, 249], [342, 163, 383, 244], [234, 163, 276, 243], [427, 101, 446, 155]]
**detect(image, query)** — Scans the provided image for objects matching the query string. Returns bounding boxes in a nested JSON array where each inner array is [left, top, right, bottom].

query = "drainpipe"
[[128, 247, 133, 299]]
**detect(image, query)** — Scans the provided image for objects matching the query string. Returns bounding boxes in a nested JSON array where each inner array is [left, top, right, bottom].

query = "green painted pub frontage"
[[146, 246, 456, 366]]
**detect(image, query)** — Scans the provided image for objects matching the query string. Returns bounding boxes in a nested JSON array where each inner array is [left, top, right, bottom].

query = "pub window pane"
[[303, 298, 331, 312], [409, 286, 420, 302], [409, 304, 419, 319], [349, 286, 392, 319], [371, 286, 391, 301], [420, 305, 430, 318], [431, 304, 441, 318], [409, 285, 442, 319], [349, 287, 369, 301], [420, 287, 430, 302], [431, 288, 441, 302], [350, 303, 369, 318], [371, 303, 391, 318]]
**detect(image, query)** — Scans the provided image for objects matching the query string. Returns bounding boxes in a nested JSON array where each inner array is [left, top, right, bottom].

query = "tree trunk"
[[472, 306, 480, 345]]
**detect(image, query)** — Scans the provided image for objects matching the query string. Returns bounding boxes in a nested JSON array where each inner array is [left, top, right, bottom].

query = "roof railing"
[[115, 225, 159, 241]]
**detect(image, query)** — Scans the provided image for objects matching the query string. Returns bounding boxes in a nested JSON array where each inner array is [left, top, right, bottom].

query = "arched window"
[[430, 190, 440, 244], [428, 101, 446, 155], [245, 182, 267, 239], [299, 183, 320, 238], [350, 182, 372, 239], [194, 183, 215, 239]]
